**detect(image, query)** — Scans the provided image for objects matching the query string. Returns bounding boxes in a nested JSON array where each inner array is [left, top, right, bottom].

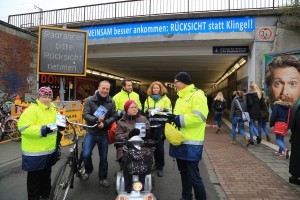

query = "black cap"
[[175, 72, 191, 85]]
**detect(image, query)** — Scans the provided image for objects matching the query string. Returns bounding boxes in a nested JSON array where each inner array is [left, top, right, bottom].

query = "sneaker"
[[249, 141, 254, 145], [100, 179, 110, 187], [80, 170, 90, 181], [275, 152, 283, 157], [256, 136, 262, 144], [289, 176, 300, 185], [266, 135, 271, 142], [216, 128, 221, 134], [230, 140, 236, 144], [284, 149, 290, 159], [157, 170, 164, 177]]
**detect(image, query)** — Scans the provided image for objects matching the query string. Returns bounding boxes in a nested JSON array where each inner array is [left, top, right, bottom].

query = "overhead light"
[[101, 73, 108, 77], [92, 71, 100, 75]]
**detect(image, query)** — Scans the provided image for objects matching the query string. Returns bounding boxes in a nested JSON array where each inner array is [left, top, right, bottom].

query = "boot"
[[266, 135, 271, 142], [256, 136, 262, 144], [245, 137, 250, 147], [230, 140, 236, 144], [216, 128, 221, 134]]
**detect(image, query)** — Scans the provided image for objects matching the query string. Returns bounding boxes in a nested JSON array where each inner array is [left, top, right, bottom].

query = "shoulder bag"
[[235, 99, 250, 122], [274, 108, 290, 136]]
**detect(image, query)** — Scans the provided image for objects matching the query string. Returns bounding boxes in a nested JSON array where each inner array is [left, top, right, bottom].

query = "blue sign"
[[81, 17, 255, 39]]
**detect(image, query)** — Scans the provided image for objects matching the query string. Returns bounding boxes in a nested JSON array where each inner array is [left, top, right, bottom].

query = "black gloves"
[[129, 128, 140, 138], [168, 114, 181, 128], [57, 126, 65, 131], [41, 126, 53, 137]]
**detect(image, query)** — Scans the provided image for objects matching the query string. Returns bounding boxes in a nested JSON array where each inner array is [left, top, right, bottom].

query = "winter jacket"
[[169, 84, 208, 161], [113, 89, 142, 115], [270, 101, 291, 128], [246, 91, 262, 120], [144, 94, 172, 125], [230, 96, 247, 120], [18, 100, 58, 171], [212, 99, 226, 111], [114, 113, 151, 161], [83, 93, 117, 135]]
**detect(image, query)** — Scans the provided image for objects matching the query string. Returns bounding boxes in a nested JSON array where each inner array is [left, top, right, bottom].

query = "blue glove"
[[41, 126, 53, 137]]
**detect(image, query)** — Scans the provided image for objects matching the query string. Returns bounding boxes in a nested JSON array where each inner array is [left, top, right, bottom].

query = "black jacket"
[[83, 93, 117, 135], [246, 92, 261, 120]]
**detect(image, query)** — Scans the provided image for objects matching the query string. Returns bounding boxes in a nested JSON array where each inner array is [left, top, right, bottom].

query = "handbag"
[[123, 141, 155, 175], [164, 123, 185, 146], [235, 99, 250, 122], [274, 108, 290, 136], [107, 122, 117, 144]]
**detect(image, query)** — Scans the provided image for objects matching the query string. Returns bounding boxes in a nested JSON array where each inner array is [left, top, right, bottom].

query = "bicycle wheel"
[[50, 158, 74, 200], [5, 119, 21, 142]]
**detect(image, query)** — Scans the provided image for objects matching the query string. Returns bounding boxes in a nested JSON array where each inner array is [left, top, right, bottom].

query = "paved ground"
[[203, 114, 300, 200]]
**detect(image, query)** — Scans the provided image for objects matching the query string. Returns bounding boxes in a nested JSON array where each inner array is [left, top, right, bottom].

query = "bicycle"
[[0, 101, 21, 142], [49, 117, 98, 200]]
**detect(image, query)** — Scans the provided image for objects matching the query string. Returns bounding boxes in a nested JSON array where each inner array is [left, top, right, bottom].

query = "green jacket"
[[170, 84, 208, 161], [18, 100, 58, 171], [113, 89, 142, 115]]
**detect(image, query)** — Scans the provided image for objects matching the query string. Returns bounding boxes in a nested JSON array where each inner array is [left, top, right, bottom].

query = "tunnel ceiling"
[[87, 40, 252, 91]]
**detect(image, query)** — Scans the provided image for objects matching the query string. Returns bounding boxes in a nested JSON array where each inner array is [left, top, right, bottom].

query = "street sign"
[[213, 46, 249, 54], [258, 27, 272, 40], [37, 26, 88, 76]]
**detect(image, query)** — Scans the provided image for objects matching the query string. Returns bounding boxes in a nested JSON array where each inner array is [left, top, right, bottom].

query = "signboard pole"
[[60, 76, 64, 101]]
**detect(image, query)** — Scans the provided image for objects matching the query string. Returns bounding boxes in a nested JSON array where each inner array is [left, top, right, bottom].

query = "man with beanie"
[[170, 72, 209, 200], [113, 78, 142, 118], [18, 87, 60, 200], [82, 80, 117, 187]]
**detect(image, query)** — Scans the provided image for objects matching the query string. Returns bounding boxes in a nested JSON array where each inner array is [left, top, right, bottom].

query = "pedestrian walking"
[[246, 83, 262, 145], [81, 80, 117, 187], [229, 90, 250, 146], [211, 92, 226, 133], [169, 72, 208, 200], [113, 78, 142, 118], [144, 81, 172, 177], [18, 87, 61, 200], [258, 90, 271, 141], [270, 94, 292, 159]]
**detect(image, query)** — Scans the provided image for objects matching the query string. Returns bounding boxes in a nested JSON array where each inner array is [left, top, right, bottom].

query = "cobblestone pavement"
[[203, 115, 300, 200]]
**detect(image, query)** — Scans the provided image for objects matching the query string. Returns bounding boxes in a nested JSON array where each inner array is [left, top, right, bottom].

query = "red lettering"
[[48, 76, 54, 84], [41, 75, 47, 83]]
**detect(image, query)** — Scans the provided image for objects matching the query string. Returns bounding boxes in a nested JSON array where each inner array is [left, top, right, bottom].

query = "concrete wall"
[[0, 21, 38, 101]]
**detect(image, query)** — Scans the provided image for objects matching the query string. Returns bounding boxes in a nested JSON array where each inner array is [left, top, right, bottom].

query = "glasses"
[[174, 80, 179, 84], [40, 96, 52, 100]]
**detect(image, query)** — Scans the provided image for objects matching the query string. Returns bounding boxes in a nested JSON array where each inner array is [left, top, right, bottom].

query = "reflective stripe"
[[182, 140, 204, 145], [148, 117, 168, 122], [179, 115, 185, 127], [22, 149, 55, 156], [19, 125, 30, 133], [192, 110, 207, 122]]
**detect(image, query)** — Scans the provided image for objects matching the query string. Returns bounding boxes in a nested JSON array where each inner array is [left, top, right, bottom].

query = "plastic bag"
[[164, 123, 185, 146]]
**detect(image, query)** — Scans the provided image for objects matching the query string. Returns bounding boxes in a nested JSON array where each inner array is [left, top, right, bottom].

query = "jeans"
[[249, 118, 259, 142], [275, 135, 286, 153], [82, 132, 108, 180], [231, 116, 247, 140], [176, 159, 206, 200], [27, 168, 51, 200], [214, 111, 223, 128], [258, 118, 269, 138], [154, 126, 165, 170]]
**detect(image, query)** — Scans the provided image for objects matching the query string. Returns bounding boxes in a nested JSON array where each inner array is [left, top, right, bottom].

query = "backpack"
[[215, 100, 224, 111]]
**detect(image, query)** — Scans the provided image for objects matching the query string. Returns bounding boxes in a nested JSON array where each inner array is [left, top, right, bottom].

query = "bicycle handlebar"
[[65, 117, 98, 128]]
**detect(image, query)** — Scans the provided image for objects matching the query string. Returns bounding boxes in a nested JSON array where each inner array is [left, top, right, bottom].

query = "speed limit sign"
[[258, 27, 273, 40]]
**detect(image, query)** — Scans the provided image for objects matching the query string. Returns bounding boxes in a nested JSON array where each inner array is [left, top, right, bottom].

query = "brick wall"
[[0, 22, 38, 102]]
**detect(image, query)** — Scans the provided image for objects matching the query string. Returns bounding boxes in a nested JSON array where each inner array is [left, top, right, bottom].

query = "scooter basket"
[[123, 146, 155, 175]]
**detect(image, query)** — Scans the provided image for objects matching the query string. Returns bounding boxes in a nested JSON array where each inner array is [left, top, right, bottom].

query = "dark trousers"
[[154, 126, 165, 170], [176, 159, 206, 200], [27, 168, 52, 200]]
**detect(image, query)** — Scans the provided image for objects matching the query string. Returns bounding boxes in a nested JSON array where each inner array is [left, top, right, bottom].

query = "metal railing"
[[8, 0, 293, 28]]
